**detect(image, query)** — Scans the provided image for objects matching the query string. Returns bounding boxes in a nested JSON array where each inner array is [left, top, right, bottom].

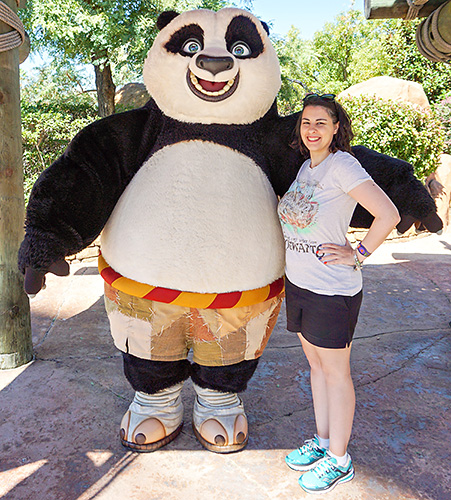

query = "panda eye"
[[182, 38, 202, 55], [230, 41, 251, 58]]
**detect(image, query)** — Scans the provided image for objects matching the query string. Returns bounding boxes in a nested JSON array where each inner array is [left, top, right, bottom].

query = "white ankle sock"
[[315, 434, 330, 450], [328, 450, 349, 467]]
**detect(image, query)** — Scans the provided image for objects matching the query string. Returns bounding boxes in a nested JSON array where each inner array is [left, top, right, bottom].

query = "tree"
[[272, 27, 318, 115], [309, 10, 394, 94], [381, 18, 451, 104], [274, 10, 391, 111], [20, 1, 163, 116]]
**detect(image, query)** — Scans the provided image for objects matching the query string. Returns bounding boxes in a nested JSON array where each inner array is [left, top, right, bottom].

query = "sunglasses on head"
[[303, 93, 336, 102]]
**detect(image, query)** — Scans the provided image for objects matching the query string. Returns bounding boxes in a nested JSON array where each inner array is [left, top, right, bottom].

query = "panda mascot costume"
[[19, 8, 442, 454]]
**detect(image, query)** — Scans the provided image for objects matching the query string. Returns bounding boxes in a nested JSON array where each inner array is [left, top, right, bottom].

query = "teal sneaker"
[[285, 436, 327, 471], [298, 453, 354, 494]]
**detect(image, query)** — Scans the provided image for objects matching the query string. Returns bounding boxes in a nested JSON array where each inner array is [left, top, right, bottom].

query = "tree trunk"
[[94, 62, 116, 117], [0, 0, 33, 369]]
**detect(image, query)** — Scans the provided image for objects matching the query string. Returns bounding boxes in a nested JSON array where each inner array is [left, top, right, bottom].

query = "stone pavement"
[[1, 231, 450, 500]]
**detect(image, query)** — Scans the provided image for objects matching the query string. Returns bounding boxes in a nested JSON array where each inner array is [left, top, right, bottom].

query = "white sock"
[[328, 450, 350, 467], [315, 434, 330, 450]]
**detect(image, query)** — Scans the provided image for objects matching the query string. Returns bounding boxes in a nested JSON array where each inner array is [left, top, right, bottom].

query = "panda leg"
[[191, 360, 258, 453], [120, 353, 191, 452]]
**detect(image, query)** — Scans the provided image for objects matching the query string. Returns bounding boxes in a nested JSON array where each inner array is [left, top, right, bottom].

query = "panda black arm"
[[18, 99, 163, 275], [351, 146, 442, 233]]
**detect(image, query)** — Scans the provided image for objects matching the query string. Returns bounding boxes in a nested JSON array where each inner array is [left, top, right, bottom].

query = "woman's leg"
[[300, 336, 355, 457], [298, 334, 330, 441]]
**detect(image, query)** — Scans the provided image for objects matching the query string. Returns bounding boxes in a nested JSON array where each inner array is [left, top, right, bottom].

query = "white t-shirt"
[[278, 150, 372, 296]]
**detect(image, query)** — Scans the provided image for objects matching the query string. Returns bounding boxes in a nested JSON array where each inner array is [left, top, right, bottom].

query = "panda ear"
[[260, 21, 270, 35], [157, 11, 179, 30]]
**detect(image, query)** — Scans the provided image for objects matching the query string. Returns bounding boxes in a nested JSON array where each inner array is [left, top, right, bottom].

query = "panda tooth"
[[227, 79, 234, 86], [217, 89, 225, 96], [190, 73, 198, 84], [195, 83, 203, 91], [222, 84, 231, 91], [211, 91, 219, 96]]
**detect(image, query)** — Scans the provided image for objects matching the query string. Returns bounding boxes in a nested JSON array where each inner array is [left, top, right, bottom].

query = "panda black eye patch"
[[225, 16, 264, 59], [165, 24, 204, 56]]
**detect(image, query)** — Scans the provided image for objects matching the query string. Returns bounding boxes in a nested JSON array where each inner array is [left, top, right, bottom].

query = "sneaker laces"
[[313, 458, 338, 478], [299, 438, 320, 454]]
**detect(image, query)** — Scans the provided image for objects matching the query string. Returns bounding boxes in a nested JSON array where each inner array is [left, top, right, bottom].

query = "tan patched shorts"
[[104, 282, 283, 367]]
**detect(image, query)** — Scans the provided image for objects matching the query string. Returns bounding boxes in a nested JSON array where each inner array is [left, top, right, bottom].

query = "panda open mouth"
[[187, 71, 239, 102]]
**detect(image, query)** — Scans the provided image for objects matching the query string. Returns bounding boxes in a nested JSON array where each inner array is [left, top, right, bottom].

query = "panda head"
[[143, 8, 281, 125]]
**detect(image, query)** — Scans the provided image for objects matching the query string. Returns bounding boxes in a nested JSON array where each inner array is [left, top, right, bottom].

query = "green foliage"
[[20, 0, 235, 74], [21, 1, 160, 66], [311, 10, 382, 93], [21, 64, 98, 202], [340, 95, 444, 181], [275, 10, 451, 115], [275, 10, 391, 112], [380, 19, 451, 104], [273, 27, 316, 115]]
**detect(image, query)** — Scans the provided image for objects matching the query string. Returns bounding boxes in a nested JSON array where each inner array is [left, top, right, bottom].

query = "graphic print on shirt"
[[278, 179, 322, 234]]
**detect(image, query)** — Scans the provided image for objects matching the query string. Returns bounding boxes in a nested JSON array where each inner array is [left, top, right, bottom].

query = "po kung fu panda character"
[[19, 8, 442, 454]]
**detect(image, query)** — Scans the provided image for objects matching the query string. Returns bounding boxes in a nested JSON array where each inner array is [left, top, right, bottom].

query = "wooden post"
[[364, 0, 446, 19], [0, 0, 33, 369]]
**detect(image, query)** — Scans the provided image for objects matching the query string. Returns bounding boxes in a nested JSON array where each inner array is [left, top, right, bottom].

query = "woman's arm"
[[349, 179, 401, 256], [319, 179, 400, 267]]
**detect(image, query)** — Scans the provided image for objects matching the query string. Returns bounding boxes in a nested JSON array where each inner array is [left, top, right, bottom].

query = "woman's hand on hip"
[[317, 239, 355, 266]]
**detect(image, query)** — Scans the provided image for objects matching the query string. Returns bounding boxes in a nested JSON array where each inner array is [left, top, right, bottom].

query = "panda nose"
[[196, 55, 234, 75]]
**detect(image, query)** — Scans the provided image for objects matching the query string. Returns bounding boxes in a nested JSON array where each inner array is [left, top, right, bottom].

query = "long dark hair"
[[291, 94, 354, 156]]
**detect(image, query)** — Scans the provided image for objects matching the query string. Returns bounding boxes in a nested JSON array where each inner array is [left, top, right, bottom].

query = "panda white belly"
[[101, 141, 285, 293]]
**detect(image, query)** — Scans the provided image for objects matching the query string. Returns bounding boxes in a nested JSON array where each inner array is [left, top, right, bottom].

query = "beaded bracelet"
[[356, 242, 371, 258], [353, 251, 363, 271]]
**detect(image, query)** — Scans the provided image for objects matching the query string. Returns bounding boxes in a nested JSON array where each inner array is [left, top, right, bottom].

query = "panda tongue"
[[198, 79, 227, 91]]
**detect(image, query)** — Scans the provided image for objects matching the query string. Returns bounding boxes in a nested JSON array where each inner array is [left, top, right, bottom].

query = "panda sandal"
[[120, 383, 184, 452], [192, 384, 248, 453]]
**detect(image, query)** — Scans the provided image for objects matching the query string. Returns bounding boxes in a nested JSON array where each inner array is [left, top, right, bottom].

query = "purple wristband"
[[357, 243, 371, 258]]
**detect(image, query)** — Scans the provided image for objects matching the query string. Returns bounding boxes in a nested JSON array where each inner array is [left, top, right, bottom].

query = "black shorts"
[[285, 278, 363, 349]]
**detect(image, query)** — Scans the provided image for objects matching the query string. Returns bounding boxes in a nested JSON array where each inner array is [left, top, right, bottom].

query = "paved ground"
[[1, 230, 450, 500]]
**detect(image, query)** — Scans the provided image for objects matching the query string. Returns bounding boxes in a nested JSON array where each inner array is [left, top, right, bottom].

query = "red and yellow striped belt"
[[99, 254, 284, 309]]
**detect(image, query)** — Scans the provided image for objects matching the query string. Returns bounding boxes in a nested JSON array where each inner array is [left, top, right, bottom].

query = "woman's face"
[[300, 105, 339, 156]]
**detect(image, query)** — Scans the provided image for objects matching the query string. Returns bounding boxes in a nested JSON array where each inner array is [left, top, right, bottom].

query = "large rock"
[[338, 76, 431, 111], [115, 82, 150, 110]]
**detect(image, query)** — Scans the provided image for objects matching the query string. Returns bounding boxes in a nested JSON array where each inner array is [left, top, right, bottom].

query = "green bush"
[[20, 62, 98, 202], [21, 94, 97, 203], [340, 95, 444, 180], [433, 95, 451, 155]]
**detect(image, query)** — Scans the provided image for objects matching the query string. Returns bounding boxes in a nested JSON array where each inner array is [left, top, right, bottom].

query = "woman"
[[278, 93, 400, 494]]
